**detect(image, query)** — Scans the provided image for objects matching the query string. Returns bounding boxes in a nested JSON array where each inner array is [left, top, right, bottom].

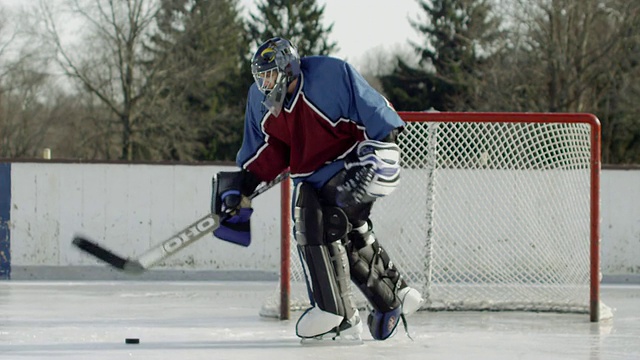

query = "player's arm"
[[210, 87, 289, 245], [341, 62, 405, 140], [334, 63, 404, 206]]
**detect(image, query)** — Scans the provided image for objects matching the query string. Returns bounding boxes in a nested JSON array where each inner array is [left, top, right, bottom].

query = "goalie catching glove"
[[211, 170, 260, 247], [336, 139, 401, 207]]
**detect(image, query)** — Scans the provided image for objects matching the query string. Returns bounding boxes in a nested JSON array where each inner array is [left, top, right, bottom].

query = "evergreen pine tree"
[[246, 0, 337, 56], [382, 0, 502, 111], [146, 0, 247, 160]]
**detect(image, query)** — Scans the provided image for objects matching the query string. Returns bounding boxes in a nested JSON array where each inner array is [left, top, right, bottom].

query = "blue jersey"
[[237, 56, 405, 188]]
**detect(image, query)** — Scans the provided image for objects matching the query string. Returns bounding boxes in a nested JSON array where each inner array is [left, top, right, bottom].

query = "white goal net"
[[260, 112, 602, 322]]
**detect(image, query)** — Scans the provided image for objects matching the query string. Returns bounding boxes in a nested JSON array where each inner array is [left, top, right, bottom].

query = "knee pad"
[[294, 183, 350, 246], [293, 183, 356, 323]]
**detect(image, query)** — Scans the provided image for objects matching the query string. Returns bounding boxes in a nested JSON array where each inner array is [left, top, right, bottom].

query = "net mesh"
[[260, 118, 595, 318]]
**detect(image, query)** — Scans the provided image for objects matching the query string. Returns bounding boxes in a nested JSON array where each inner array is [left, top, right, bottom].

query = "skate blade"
[[300, 333, 363, 346]]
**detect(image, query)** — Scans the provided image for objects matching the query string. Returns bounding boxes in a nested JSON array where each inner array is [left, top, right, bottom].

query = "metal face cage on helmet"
[[251, 37, 301, 116]]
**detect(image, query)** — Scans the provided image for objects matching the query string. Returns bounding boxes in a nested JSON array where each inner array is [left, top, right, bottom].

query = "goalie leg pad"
[[346, 221, 424, 340], [293, 183, 358, 338], [347, 220, 405, 313], [296, 242, 354, 320]]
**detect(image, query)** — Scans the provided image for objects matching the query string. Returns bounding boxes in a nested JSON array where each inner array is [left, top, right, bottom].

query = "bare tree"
[[36, 0, 158, 160], [0, 6, 67, 159], [482, 0, 640, 163], [0, 8, 19, 157]]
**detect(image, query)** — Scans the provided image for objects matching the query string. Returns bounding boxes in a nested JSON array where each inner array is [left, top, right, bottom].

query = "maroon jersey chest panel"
[[264, 96, 365, 175]]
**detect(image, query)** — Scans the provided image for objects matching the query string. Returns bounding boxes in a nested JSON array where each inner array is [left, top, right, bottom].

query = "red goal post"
[[268, 112, 602, 322]]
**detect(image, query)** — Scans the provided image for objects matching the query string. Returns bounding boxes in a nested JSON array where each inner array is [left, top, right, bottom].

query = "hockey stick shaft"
[[73, 171, 290, 274]]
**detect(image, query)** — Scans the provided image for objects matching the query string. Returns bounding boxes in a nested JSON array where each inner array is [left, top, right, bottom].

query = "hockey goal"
[[261, 112, 602, 322]]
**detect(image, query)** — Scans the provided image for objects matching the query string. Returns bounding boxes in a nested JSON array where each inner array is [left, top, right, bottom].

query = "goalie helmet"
[[251, 37, 301, 116]]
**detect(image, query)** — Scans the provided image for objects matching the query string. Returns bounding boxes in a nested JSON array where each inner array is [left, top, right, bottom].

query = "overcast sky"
[[2, 0, 424, 67], [290, 0, 422, 64], [236, 0, 425, 68]]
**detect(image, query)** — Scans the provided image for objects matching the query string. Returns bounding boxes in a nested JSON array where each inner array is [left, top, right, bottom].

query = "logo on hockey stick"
[[162, 216, 218, 254]]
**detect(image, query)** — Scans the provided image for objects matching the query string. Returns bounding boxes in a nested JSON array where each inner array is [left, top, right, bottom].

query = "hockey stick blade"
[[72, 213, 219, 274], [72, 236, 144, 274]]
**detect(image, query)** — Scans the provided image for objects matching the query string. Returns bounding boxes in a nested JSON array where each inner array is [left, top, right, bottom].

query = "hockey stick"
[[72, 171, 290, 274]]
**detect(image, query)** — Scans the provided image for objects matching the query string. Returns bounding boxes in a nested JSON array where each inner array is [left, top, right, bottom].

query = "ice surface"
[[0, 281, 638, 360]]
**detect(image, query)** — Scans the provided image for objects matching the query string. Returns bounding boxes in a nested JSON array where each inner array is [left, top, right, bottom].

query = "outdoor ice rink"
[[1, 281, 638, 360]]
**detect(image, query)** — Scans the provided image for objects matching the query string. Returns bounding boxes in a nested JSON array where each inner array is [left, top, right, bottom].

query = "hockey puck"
[[125, 338, 140, 344]]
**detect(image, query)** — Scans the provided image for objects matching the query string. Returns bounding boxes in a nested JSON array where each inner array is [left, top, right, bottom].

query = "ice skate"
[[398, 286, 424, 316], [299, 310, 363, 345]]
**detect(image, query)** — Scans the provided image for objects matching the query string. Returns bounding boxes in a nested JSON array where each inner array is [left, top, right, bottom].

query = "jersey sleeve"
[[341, 62, 405, 140], [235, 86, 289, 182]]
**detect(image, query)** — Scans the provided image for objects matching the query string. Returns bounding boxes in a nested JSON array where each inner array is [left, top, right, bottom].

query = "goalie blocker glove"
[[336, 140, 401, 207], [211, 170, 260, 247]]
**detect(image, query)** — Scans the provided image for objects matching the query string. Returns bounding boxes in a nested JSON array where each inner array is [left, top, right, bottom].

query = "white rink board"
[[9, 163, 283, 272], [6, 163, 640, 279], [600, 169, 640, 276]]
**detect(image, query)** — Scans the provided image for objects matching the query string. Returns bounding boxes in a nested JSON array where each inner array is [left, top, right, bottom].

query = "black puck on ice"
[[125, 338, 140, 344]]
